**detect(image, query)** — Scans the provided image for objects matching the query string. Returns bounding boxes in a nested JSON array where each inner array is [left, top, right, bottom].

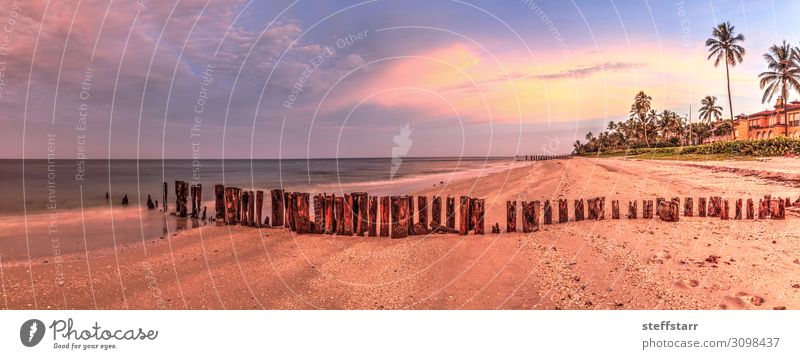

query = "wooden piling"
[[558, 199, 568, 223], [391, 196, 409, 239], [335, 196, 344, 235], [774, 198, 786, 219], [643, 200, 654, 219], [175, 181, 189, 217], [314, 194, 325, 234], [248, 191, 255, 226], [354, 192, 368, 236], [587, 197, 604, 220], [446, 197, 456, 229], [574, 199, 585, 221], [418, 196, 428, 230], [369, 196, 378, 237], [343, 194, 354, 236], [459, 196, 470, 235], [271, 189, 284, 227], [506, 201, 517, 232], [720, 199, 729, 220], [471, 199, 485, 234], [698, 197, 707, 217], [163, 182, 168, 212], [190, 184, 198, 218], [684, 197, 693, 217], [408, 195, 416, 233], [283, 191, 290, 228], [611, 200, 620, 219], [240, 191, 249, 225], [224, 187, 236, 224], [215, 185, 225, 222], [628, 200, 637, 219], [746, 198, 754, 219], [296, 193, 311, 234], [521, 201, 540, 233], [380, 196, 390, 237], [324, 194, 335, 234], [288, 192, 298, 231], [758, 198, 768, 219], [431, 196, 442, 227], [543, 200, 552, 225], [734, 199, 742, 220], [255, 190, 264, 227], [708, 196, 721, 217]]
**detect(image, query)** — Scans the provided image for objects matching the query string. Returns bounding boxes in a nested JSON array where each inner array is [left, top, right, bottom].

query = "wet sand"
[[1, 157, 799, 309]]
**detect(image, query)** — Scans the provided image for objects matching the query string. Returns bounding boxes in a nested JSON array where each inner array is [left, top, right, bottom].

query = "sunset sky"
[[4, 0, 800, 159]]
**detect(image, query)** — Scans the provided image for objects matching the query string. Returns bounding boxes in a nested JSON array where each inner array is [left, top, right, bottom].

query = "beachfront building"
[[734, 97, 800, 140]]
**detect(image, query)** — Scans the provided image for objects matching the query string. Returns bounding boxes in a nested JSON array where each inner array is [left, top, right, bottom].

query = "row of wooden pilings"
[[163, 182, 789, 237], [522, 154, 572, 161]]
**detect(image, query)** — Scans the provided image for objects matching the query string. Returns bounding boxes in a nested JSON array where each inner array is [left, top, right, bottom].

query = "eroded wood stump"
[[418, 196, 428, 230], [506, 201, 517, 233], [240, 191, 250, 225], [224, 187, 237, 225], [215, 185, 225, 222], [271, 189, 284, 227], [773, 198, 785, 220], [558, 199, 568, 223], [587, 197, 605, 220], [175, 181, 189, 217], [459, 196, 470, 235], [698, 197, 707, 217], [446, 197, 456, 229], [380, 196, 390, 237], [391, 196, 409, 239], [611, 200, 620, 219], [248, 191, 255, 226], [735, 199, 742, 220], [684, 197, 693, 217], [708, 196, 722, 217], [575, 199, 585, 221], [758, 198, 769, 219], [643, 200, 654, 219], [521, 201, 540, 233], [746, 198, 754, 219], [720, 199, 729, 220], [283, 191, 290, 228], [288, 192, 298, 231], [408, 195, 416, 232], [324, 194, 335, 234], [314, 194, 325, 234], [471, 199, 485, 235], [343, 194, 354, 236], [335, 196, 344, 235], [295, 193, 311, 234], [354, 192, 368, 236]]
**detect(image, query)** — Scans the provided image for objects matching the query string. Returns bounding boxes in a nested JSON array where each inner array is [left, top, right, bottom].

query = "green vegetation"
[[578, 137, 800, 161]]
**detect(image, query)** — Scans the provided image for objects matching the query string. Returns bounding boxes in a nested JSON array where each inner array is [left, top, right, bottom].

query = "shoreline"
[[1, 156, 799, 309]]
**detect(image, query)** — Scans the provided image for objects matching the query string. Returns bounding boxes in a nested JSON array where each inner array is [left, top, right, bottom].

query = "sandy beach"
[[2, 157, 799, 310]]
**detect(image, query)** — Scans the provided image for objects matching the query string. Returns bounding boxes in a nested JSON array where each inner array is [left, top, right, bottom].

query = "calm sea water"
[[0, 157, 514, 216]]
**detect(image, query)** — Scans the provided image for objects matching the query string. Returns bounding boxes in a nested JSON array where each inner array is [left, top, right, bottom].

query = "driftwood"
[[380, 196, 390, 237], [558, 199, 568, 223], [459, 196, 470, 235], [628, 200, 637, 219], [543, 200, 552, 225], [271, 189, 284, 227], [506, 201, 517, 233], [431, 196, 442, 227], [391, 196, 409, 238], [611, 200, 620, 219], [368, 196, 378, 237], [471, 199, 485, 235], [698, 197, 707, 217], [446, 197, 456, 229]]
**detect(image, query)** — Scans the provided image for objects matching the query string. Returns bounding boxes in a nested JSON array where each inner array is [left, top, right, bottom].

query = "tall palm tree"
[[698, 95, 723, 123], [706, 22, 745, 139], [758, 40, 800, 136], [629, 91, 653, 147]]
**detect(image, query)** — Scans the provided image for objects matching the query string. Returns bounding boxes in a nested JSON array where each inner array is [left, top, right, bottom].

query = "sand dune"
[[2, 157, 799, 309]]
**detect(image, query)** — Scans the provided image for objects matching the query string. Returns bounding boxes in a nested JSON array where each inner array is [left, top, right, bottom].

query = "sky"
[[3, 0, 800, 159]]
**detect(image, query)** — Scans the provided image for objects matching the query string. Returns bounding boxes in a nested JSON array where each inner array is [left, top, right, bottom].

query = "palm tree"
[[758, 40, 800, 136], [706, 22, 745, 139], [629, 91, 653, 147], [698, 95, 723, 123]]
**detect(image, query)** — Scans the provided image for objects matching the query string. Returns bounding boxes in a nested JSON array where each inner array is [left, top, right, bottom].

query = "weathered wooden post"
[[698, 197, 707, 217], [543, 200, 552, 225], [288, 192, 298, 231], [521, 201, 538, 233], [240, 191, 249, 226], [735, 199, 742, 220], [684, 197, 693, 217], [324, 194, 335, 234], [235, 188, 243, 224], [335, 196, 344, 235], [195, 184, 202, 218], [643, 200, 653, 219], [343, 194, 354, 236], [655, 197, 665, 219], [746, 198, 755, 219], [431, 196, 442, 227], [162, 182, 168, 212], [354, 192, 369, 236], [368, 196, 378, 237], [248, 191, 255, 226], [380, 196, 390, 237], [459, 196, 470, 235], [295, 193, 311, 234], [283, 191, 290, 228], [446, 197, 456, 229], [758, 198, 768, 219], [471, 199, 485, 234], [271, 189, 284, 227], [558, 199, 568, 223], [418, 196, 428, 230], [574, 199, 584, 221], [408, 195, 416, 232], [611, 200, 620, 219], [587, 197, 605, 220], [175, 181, 189, 217], [709, 196, 722, 217], [254, 190, 264, 227], [627, 200, 637, 219], [764, 195, 772, 217], [720, 199, 730, 220], [506, 201, 517, 232], [215, 185, 225, 222], [314, 194, 325, 234], [774, 198, 786, 219], [189, 184, 197, 218], [224, 187, 236, 224], [391, 196, 409, 239]]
